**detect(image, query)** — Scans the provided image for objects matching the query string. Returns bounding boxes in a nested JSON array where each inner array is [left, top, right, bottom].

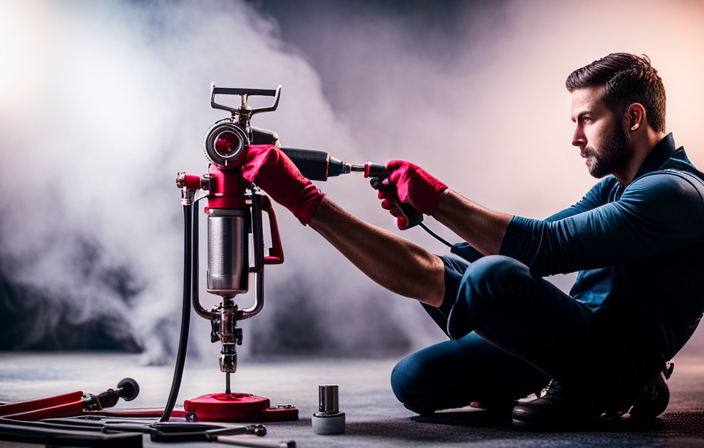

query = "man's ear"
[[626, 103, 646, 132]]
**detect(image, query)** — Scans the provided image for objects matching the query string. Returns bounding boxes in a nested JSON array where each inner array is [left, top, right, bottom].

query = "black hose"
[[159, 204, 193, 423], [192, 197, 202, 315], [419, 222, 453, 248]]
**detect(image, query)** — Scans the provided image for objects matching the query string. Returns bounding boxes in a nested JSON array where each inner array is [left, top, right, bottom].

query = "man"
[[241, 53, 704, 428]]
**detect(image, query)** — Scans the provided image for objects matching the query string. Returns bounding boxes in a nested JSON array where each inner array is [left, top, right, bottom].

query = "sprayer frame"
[[161, 86, 285, 424]]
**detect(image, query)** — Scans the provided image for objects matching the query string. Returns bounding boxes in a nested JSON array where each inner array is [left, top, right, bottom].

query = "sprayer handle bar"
[[211, 87, 278, 97], [211, 85, 282, 116]]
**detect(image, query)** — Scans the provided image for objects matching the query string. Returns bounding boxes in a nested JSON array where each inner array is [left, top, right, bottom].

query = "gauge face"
[[204, 120, 249, 169], [214, 130, 241, 157]]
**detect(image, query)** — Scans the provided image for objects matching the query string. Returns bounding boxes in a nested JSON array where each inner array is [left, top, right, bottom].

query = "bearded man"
[[242, 53, 704, 428]]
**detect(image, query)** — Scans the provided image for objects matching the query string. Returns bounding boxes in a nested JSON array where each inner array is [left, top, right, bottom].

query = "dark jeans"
[[391, 255, 641, 415]]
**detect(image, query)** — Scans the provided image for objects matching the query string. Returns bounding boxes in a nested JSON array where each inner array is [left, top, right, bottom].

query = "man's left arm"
[[431, 190, 513, 256], [379, 160, 513, 256], [500, 172, 704, 276]]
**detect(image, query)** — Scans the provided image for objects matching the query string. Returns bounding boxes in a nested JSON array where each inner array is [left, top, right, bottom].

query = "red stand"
[[184, 393, 298, 422]]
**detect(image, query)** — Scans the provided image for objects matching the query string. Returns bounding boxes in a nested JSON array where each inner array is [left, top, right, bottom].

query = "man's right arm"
[[241, 145, 446, 307], [309, 197, 446, 307]]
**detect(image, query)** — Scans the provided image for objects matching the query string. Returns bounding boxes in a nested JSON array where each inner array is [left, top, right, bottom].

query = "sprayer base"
[[312, 412, 345, 435], [184, 393, 298, 422]]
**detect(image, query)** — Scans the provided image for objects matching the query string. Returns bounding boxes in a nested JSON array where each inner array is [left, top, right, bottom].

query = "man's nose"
[[572, 127, 585, 148]]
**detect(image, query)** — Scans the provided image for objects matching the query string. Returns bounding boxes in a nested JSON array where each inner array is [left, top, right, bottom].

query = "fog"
[[1, 0, 704, 365]]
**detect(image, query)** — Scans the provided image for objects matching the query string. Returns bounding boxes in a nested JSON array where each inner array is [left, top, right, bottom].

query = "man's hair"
[[565, 53, 666, 133]]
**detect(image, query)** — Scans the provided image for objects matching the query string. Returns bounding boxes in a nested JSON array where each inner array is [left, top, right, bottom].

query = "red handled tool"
[[0, 378, 139, 421]]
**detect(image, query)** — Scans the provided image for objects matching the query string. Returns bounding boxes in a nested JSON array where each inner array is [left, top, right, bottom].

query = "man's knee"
[[390, 353, 439, 415], [463, 255, 528, 289], [446, 256, 534, 338], [459, 255, 532, 308]]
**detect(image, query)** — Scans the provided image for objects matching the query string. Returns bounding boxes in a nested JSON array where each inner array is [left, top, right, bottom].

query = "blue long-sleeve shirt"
[[453, 134, 704, 364]]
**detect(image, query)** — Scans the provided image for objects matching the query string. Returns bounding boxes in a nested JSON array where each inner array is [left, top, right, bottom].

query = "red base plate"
[[184, 393, 298, 422]]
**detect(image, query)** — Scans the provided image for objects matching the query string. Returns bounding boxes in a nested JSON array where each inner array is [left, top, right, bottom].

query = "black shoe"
[[628, 372, 669, 419], [511, 381, 603, 429]]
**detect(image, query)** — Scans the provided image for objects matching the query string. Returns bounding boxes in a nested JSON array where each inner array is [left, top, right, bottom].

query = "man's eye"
[[582, 116, 592, 123]]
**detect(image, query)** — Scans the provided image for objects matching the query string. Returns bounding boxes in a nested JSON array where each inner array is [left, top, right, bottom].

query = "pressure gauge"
[[203, 119, 249, 169]]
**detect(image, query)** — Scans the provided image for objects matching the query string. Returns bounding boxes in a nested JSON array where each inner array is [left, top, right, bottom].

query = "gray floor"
[[1, 352, 703, 447]]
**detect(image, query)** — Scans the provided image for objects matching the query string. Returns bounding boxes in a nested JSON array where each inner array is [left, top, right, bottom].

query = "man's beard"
[[586, 122, 630, 179]]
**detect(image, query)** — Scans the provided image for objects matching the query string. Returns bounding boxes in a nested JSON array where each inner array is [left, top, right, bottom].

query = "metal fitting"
[[312, 384, 345, 435]]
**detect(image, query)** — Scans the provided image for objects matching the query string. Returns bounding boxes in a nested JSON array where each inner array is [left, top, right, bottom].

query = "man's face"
[[570, 86, 630, 179]]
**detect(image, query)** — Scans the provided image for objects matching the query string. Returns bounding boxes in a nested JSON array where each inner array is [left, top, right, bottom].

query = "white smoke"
[[0, 0, 429, 363], [1, 0, 704, 363]]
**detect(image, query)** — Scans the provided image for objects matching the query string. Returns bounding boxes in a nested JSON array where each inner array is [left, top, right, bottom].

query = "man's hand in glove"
[[242, 144, 325, 225], [377, 160, 447, 229]]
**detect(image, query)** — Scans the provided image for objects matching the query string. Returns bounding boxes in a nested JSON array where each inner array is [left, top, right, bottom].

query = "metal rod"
[[213, 436, 296, 448], [225, 373, 231, 395]]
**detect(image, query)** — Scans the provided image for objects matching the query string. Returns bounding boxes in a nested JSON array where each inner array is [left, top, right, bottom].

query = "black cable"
[[0, 418, 142, 448], [419, 222, 452, 248], [159, 203, 193, 423]]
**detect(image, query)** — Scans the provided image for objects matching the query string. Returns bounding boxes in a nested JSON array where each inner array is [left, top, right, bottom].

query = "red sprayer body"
[[170, 85, 294, 423]]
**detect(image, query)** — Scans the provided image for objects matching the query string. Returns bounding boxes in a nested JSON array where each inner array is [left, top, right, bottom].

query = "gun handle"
[[369, 177, 423, 229]]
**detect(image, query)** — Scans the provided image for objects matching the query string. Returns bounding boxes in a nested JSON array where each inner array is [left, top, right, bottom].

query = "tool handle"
[[211, 87, 278, 97], [369, 175, 423, 229], [3, 399, 87, 421], [210, 84, 282, 116], [0, 391, 84, 417]]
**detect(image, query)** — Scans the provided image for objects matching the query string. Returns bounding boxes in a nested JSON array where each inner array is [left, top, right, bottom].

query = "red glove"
[[242, 145, 325, 225], [376, 189, 409, 230], [382, 160, 447, 215]]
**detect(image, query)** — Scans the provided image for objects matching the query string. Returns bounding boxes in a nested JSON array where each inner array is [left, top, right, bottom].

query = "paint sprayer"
[[165, 85, 429, 424]]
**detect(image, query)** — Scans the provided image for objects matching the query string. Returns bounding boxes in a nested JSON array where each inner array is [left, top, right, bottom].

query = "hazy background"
[[2, 0, 704, 366]]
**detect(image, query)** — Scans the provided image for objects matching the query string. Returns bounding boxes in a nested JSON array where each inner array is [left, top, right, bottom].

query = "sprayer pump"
[[167, 85, 295, 423]]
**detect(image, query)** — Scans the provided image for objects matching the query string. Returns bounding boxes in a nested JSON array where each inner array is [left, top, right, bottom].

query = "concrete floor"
[[1, 352, 703, 447]]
